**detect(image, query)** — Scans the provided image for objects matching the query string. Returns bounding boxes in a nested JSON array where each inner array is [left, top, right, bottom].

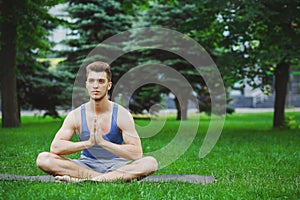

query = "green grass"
[[0, 112, 299, 199]]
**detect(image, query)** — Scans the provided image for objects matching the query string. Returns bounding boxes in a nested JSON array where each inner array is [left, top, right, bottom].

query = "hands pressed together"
[[55, 116, 108, 183], [87, 115, 107, 147]]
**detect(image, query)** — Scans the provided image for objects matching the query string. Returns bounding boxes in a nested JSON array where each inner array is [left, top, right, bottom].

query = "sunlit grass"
[[0, 112, 299, 199]]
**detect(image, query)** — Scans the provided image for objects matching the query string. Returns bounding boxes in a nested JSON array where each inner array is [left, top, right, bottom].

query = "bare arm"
[[96, 106, 143, 161], [50, 110, 94, 155]]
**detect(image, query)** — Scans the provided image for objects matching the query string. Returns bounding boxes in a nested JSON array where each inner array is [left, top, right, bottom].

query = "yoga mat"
[[0, 174, 214, 185]]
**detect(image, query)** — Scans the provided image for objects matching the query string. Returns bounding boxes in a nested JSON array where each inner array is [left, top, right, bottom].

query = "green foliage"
[[129, 84, 164, 114], [0, 0, 65, 126], [15, 0, 63, 53], [15, 1, 70, 115], [138, 0, 300, 94], [285, 114, 300, 130], [133, 2, 228, 115], [59, 0, 233, 116], [210, 0, 300, 89], [18, 60, 73, 112], [2, 0, 299, 124], [60, 0, 133, 73], [58, 0, 161, 112]]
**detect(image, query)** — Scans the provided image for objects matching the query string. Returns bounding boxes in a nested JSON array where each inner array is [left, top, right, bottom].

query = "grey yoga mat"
[[0, 174, 214, 185]]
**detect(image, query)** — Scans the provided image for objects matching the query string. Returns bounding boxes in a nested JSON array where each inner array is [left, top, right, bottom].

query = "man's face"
[[86, 71, 112, 101]]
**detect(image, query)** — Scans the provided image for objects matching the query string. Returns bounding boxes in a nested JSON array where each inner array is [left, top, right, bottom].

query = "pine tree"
[[60, 0, 133, 73], [58, 0, 143, 109], [0, 0, 63, 127]]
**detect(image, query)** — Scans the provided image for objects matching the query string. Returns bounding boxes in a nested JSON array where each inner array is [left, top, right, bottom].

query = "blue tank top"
[[78, 103, 124, 159]]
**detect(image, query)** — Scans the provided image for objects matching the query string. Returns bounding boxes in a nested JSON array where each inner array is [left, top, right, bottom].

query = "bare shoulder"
[[115, 103, 140, 140], [62, 107, 81, 129], [116, 104, 135, 127]]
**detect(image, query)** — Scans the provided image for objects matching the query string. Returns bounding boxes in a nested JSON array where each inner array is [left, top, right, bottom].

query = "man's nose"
[[92, 81, 99, 87]]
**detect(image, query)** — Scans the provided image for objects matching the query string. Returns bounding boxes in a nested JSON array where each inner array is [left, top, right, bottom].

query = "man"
[[36, 61, 158, 182]]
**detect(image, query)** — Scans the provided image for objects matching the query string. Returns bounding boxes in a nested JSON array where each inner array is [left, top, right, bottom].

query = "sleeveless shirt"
[[78, 103, 124, 159]]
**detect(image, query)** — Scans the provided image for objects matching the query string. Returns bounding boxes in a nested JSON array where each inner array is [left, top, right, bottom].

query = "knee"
[[36, 152, 53, 169], [143, 156, 158, 172]]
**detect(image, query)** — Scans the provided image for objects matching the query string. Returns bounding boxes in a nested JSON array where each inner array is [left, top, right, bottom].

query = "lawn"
[[0, 112, 299, 199]]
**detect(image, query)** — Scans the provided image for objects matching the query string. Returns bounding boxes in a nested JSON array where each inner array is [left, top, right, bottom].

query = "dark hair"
[[86, 61, 112, 82]]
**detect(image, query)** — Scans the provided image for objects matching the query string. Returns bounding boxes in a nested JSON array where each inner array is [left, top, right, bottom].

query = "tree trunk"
[[273, 61, 290, 128], [0, 1, 20, 127], [174, 96, 188, 120]]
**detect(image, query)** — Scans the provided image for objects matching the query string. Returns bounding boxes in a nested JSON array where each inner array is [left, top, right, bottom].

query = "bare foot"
[[55, 175, 87, 183]]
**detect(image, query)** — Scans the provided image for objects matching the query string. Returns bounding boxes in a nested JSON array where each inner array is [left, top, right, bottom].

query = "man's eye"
[[87, 79, 106, 84]]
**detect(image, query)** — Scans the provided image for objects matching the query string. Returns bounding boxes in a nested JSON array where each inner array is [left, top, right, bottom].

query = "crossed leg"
[[36, 152, 158, 183]]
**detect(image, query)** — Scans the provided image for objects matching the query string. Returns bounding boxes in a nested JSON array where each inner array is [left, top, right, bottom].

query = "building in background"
[[228, 70, 300, 108]]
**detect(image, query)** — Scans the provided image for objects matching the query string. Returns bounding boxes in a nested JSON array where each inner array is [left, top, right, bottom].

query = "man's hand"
[[89, 115, 109, 147], [87, 115, 97, 146], [95, 117, 108, 147]]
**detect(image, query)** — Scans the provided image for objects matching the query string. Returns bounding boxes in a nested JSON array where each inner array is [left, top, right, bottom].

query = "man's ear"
[[108, 82, 112, 90]]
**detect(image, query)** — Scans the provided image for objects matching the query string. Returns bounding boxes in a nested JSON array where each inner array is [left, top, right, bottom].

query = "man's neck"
[[88, 98, 111, 115]]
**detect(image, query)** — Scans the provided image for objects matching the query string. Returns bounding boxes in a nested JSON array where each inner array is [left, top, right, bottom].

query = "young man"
[[36, 61, 158, 183]]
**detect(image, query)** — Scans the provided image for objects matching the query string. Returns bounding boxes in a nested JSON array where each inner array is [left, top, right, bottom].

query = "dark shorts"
[[72, 155, 130, 173]]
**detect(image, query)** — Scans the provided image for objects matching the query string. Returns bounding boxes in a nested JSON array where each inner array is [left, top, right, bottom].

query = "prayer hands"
[[88, 115, 107, 147]]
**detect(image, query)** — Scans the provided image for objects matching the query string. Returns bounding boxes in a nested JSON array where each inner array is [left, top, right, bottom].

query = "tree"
[[18, 60, 73, 117], [62, 0, 299, 125], [0, 0, 20, 127], [208, 0, 300, 128], [60, 0, 133, 71], [142, 0, 300, 125], [0, 0, 63, 127], [131, 1, 226, 120], [59, 0, 139, 108], [59, 1, 224, 120]]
